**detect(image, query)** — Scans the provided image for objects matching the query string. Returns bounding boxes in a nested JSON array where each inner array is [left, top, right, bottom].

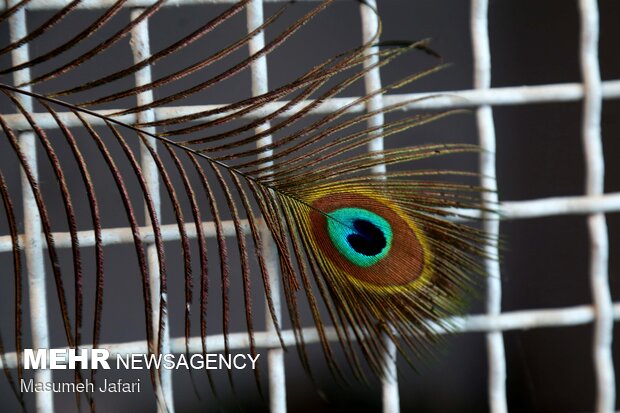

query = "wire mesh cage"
[[0, 0, 618, 412]]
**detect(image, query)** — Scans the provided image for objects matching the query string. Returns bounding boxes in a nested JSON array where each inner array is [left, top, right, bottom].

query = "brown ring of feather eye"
[[310, 192, 426, 287]]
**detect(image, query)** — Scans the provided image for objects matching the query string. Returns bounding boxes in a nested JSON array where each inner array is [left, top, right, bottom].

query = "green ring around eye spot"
[[326, 208, 393, 268]]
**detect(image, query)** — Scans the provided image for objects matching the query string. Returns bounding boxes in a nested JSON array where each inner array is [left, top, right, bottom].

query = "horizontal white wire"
[[450, 192, 620, 220], [0, 0, 330, 11], [1, 302, 619, 370], [1, 193, 618, 253], [0, 220, 249, 252], [499, 193, 620, 218], [3, 80, 620, 131]]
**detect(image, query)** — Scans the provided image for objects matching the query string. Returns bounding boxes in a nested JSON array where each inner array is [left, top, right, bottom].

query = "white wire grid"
[[0, 0, 618, 412]]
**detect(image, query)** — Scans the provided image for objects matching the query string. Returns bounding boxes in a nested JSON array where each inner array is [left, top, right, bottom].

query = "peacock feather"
[[0, 0, 493, 410]]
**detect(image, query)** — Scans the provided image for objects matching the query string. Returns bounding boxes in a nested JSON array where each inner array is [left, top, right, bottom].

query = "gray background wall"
[[0, 1, 619, 412]]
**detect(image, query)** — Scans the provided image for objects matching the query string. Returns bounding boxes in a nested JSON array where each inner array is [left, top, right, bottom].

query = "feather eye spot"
[[308, 190, 430, 288], [326, 208, 393, 267]]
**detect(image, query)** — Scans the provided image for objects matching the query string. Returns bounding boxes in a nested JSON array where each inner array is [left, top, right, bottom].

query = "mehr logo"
[[23, 349, 110, 370]]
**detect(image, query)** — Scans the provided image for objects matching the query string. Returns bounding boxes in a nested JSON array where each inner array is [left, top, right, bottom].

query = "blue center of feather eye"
[[326, 208, 392, 267]]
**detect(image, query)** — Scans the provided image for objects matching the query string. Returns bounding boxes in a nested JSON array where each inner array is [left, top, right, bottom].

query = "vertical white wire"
[[470, 1, 507, 413], [380, 337, 399, 413], [7, 2, 55, 412], [129, 11, 175, 412], [246, 2, 286, 413], [360, 0, 386, 166], [359, 2, 399, 413], [578, 1, 615, 412]]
